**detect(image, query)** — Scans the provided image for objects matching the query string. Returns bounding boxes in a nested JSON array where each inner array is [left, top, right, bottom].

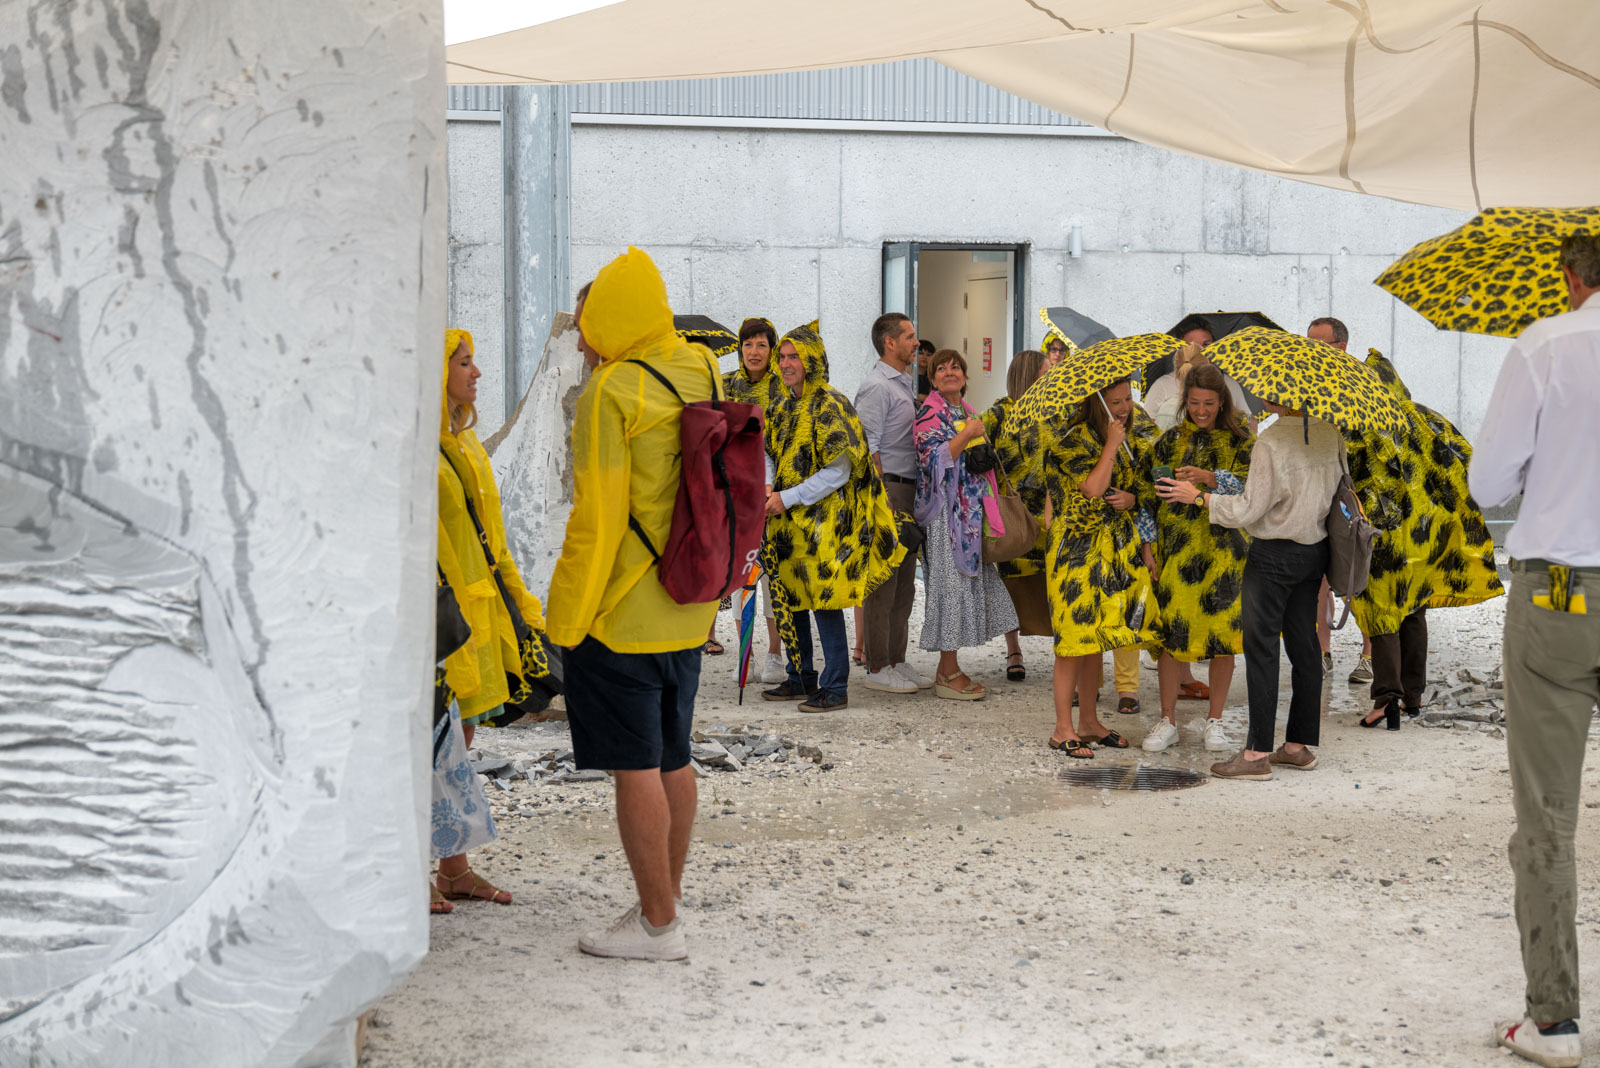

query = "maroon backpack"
[[625, 357, 766, 605]]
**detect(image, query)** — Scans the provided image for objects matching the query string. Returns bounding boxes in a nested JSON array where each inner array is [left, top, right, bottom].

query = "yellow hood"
[[584, 246, 676, 363], [442, 327, 473, 436]]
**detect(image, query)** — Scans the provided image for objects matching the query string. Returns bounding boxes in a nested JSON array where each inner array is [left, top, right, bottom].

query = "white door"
[[963, 275, 1010, 413]]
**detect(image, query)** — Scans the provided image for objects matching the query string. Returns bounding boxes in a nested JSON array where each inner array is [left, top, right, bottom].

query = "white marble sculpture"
[[0, 2, 443, 1065], [485, 312, 589, 601]]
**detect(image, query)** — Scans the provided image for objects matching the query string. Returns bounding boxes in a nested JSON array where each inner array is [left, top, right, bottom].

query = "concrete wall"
[[552, 124, 1508, 435], [446, 120, 506, 435]]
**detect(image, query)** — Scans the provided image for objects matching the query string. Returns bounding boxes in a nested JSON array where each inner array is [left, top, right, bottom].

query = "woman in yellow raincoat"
[[1347, 351, 1503, 729], [1141, 365, 1253, 754], [761, 321, 904, 711], [981, 349, 1052, 680], [436, 327, 546, 907], [1041, 378, 1159, 758], [716, 317, 787, 675]]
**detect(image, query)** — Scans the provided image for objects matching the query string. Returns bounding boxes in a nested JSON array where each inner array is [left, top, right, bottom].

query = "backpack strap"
[[621, 354, 727, 570]]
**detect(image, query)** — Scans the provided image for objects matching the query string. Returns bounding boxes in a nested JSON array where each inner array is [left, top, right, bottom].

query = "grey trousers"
[[1505, 566, 1600, 1022], [864, 480, 918, 672]]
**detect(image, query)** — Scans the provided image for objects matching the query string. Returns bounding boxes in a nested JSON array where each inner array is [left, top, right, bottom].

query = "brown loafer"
[[1268, 745, 1317, 770], [1210, 750, 1272, 780]]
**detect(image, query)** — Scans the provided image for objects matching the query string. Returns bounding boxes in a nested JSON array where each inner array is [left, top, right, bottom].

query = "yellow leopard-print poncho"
[[1345, 351, 1502, 636], [763, 321, 904, 613], [1145, 421, 1253, 662], [1040, 419, 1157, 658]]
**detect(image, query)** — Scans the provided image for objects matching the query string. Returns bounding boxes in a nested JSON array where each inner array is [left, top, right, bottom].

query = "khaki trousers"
[[864, 481, 918, 672], [1505, 566, 1600, 1022]]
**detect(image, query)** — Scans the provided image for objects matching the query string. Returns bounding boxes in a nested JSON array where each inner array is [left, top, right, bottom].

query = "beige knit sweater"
[[1208, 415, 1344, 544]]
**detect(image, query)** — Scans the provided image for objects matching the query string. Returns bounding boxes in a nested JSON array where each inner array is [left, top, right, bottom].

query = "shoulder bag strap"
[[440, 446, 531, 640]]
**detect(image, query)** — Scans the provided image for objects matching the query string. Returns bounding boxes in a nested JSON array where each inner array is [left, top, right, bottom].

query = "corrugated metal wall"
[[448, 59, 1086, 126]]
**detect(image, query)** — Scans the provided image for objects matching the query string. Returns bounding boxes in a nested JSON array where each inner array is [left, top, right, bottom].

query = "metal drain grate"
[[1057, 763, 1207, 791]]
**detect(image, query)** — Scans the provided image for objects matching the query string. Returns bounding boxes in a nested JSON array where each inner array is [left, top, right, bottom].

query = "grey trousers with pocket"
[[1504, 565, 1600, 1022]]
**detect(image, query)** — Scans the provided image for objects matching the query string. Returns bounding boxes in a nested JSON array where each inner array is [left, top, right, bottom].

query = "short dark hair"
[[575, 281, 592, 305], [1309, 316, 1349, 345], [918, 338, 936, 355], [927, 348, 967, 377], [1560, 232, 1600, 288], [738, 317, 777, 349], [872, 312, 912, 357]]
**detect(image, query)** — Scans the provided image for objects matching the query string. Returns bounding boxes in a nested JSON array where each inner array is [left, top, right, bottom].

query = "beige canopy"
[[445, 0, 1600, 211]]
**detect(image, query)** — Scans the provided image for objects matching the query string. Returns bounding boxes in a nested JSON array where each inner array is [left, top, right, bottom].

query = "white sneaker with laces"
[[896, 664, 935, 690], [1496, 1016, 1581, 1068], [578, 903, 688, 961], [762, 652, 787, 684], [864, 668, 917, 693], [1142, 718, 1178, 752], [1202, 718, 1230, 752]]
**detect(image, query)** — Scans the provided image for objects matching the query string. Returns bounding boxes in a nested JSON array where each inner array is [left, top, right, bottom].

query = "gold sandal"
[[429, 881, 454, 914], [436, 868, 512, 904], [935, 671, 986, 701]]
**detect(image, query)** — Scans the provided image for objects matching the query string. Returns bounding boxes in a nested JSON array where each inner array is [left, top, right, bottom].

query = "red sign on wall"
[[982, 337, 993, 373]]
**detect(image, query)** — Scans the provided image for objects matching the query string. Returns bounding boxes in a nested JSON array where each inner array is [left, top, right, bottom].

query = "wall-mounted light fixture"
[[1068, 218, 1084, 259]]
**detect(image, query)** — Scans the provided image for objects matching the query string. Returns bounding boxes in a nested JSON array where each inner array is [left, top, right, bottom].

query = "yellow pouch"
[[1533, 565, 1589, 614]]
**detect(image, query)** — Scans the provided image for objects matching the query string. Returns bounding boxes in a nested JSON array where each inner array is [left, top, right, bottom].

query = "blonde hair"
[[1173, 342, 1207, 379], [446, 333, 478, 435]]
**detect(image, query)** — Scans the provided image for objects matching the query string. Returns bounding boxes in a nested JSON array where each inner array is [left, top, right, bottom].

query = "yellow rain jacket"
[[546, 247, 721, 652], [438, 328, 546, 725]]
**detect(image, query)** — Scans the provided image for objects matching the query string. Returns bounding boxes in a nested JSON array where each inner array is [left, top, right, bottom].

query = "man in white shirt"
[[1471, 232, 1600, 1068]]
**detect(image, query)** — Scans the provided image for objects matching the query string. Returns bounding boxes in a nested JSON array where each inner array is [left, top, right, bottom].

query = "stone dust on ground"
[[365, 591, 1600, 1068]]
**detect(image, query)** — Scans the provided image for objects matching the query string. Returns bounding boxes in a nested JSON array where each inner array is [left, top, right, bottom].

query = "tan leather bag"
[[982, 464, 1039, 564]]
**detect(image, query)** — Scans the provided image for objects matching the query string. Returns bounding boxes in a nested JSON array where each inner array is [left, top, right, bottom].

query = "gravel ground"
[[365, 584, 1600, 1068]]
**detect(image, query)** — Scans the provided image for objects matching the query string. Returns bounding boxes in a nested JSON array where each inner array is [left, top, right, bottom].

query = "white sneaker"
[[1142, 718, 1178, 752], [761, 652, 787, 684], [578, 903, 688, 961], [1202, 718, 1231, 752], [864, 668, 916, 694], [1496, 1016, 1581, 1068], [895, 664, 935, 690]]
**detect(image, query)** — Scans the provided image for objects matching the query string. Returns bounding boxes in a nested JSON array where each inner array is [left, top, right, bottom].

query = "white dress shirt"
[[1470, 291, 1600, 566]]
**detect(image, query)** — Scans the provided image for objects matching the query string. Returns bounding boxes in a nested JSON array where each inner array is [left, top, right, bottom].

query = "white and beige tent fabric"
[[445, 0, 1600, 211]]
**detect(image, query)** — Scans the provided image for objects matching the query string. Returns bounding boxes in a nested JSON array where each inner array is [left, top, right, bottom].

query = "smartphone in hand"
[[1152, 464, 1173, 482]]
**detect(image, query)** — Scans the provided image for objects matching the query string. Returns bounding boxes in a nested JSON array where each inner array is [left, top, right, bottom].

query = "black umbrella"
[[673, 314, 739, 357], [1145, 310, 1286, 414], [1041, 306, 1117, 350]]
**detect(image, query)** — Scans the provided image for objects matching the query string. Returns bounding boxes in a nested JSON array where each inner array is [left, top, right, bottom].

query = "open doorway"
[[882, 243, 1025, 412]]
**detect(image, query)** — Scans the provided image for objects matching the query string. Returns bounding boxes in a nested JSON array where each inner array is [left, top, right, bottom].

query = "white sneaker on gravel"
[[762, 652, 787, 684], [864, 668, 916, 693], [896, 664, 935, 690], [1142, 718, 1178, 752], [1496, 1016, 1581, 1068], [1203, 718, 1231, 752], [578, 903, 688, 961]]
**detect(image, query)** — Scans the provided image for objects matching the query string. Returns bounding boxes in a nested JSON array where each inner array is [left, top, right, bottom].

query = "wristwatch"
[[1198, 491, 1209, 508]]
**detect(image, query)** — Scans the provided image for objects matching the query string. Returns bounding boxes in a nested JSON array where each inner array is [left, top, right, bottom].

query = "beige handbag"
[[982, 463, 1040, 564]]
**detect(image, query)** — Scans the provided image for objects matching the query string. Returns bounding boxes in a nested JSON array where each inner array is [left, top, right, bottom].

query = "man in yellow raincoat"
[[547, 247, 720, 962]]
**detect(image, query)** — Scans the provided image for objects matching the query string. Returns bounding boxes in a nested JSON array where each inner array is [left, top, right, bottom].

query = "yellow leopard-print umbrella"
[[1204, 327, 1406, 435], [1374, 206, 1598, 337], [1012, 333, 1182, 426]]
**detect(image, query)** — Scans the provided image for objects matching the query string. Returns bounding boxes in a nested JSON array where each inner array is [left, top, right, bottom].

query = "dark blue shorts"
[[564, 636, 702, 772]]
